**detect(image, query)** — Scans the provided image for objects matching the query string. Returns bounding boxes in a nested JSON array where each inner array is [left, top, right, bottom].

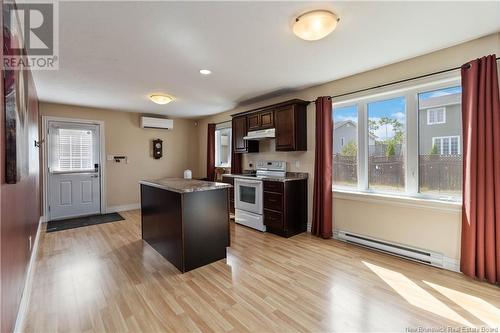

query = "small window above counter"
[[231, 99, 309, 153]]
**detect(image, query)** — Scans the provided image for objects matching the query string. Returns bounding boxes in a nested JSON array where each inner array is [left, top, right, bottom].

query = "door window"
[[49, 123, 98, 172]]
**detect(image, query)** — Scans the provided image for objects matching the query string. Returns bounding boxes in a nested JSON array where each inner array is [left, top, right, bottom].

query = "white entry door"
[[47, 121, 101, 220]]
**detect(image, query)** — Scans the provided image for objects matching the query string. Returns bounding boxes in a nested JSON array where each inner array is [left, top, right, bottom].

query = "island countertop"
[[140, 178, 232, 194]]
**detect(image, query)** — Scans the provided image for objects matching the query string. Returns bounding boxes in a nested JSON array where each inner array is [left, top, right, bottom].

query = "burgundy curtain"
[[460, 54, 500, 284], [207, 123, 216, 181], [312, 96, 333, 238]]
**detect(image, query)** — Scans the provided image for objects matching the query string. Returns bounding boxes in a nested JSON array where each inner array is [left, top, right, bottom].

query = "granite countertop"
[[222, 172, 308, 182], [140, 178, 232, 194]]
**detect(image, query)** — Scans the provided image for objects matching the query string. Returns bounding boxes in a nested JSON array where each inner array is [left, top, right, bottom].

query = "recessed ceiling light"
[[199, 69, 212, 75], [293, 10, 339, 41], [149, 94, 174, 105]]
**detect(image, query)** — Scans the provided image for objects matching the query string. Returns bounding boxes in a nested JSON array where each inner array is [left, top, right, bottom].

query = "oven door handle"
[[236, 180, 262, 186]]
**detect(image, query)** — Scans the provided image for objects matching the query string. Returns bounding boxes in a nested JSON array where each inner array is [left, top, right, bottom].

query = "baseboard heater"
[[334, 230, 453, 270]]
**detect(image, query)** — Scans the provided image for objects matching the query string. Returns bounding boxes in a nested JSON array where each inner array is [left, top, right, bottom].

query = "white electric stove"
[[233, 161, 286, 232]]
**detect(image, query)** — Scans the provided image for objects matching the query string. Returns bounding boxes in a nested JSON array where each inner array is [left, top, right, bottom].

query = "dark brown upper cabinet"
[[259, 110, 274, 129], [247, 113, 260, 131], [275, 103, 307, 151], [247, 109, 274, 131], [232, 115, 259, 153], [231, 99, 308, 153]]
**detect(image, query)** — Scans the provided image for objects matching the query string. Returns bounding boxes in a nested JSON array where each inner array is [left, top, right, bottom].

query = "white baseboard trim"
[[106, 203, 140, 213], [13, 216, 43, 333]]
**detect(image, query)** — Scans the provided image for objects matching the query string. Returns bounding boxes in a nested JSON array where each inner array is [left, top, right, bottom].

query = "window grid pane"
[[418, 86, 462, 199], [333, 105, 358, 187], [368, 97, 406, 192]]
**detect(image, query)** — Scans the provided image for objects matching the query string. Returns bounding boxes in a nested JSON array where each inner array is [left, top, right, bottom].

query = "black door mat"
[[46, 213, 124, 233]]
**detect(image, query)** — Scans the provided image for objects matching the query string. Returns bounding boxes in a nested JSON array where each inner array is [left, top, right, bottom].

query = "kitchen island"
[[140, 178, 232, 273]]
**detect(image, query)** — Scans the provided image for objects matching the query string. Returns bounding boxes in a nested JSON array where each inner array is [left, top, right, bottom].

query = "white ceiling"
[[32, 1, 500, 118]]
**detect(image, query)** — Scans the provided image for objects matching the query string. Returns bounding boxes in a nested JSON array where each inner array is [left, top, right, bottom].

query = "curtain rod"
[[314, 56, 500, 103]]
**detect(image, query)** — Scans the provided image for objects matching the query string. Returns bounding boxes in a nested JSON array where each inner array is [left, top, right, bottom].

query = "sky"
[[418, 86, 461, 100]]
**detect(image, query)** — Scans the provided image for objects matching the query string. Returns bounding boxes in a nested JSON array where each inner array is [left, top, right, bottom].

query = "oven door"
[[234, 178, 263, 214]]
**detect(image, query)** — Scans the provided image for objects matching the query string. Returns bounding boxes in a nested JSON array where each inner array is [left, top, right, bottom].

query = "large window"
[[333, 105, 358, 187], [215, 123, 231, 168], [332, 75, 462, 201]]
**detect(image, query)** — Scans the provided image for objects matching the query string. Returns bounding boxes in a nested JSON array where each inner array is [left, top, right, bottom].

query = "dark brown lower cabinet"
[[263, 179, 307, 237]]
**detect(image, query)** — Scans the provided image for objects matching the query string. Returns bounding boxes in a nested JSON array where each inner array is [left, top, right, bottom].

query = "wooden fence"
[[368, 155, 405, 189], [333, 155, 357, 185], [333, 154, 462, 192], [419, 154, 462, 192]]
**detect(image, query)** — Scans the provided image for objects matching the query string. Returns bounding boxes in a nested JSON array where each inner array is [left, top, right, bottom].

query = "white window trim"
[[332, 71, 461, 203], [432, 135, 460, 155], [333, 188, 461, 212], [427, 107, 446, 125]]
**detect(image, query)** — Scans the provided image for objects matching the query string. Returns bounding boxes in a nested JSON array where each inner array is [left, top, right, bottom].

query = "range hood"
[[243, 128, 276, 140]]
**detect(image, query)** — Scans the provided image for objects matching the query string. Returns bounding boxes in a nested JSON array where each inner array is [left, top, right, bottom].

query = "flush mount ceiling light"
[[149, 94, 174, 105], [199, 69, 212, 75], [293, 10, 339, 41]]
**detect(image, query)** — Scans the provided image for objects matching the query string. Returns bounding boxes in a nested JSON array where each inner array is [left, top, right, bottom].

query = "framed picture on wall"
[[3, 4, 29, 184]]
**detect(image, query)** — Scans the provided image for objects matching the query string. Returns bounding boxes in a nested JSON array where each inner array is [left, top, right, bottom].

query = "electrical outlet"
[[295, 160, 300, 169]]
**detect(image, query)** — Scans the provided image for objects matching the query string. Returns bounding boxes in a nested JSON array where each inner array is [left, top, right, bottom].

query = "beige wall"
[[40, 102, 198, 208], [196, 32, 500, 262]]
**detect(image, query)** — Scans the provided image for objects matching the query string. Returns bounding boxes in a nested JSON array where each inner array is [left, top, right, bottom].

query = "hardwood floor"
[[24, 210, 499, 332]]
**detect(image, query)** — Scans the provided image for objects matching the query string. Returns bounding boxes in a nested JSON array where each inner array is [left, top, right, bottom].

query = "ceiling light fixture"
[[293, 10, 339, 41], [199, 69, 212, 75], [149, 94, 174, 105]]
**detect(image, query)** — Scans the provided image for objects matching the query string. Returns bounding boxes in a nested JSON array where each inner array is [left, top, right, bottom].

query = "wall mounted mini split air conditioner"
[[140, 116, 174, 130]]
